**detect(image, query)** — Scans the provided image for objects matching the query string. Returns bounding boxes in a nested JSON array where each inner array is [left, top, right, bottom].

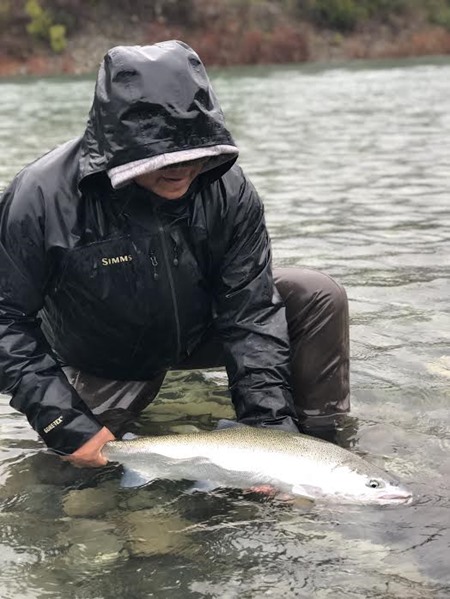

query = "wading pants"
[[64, 268, 350, 436]]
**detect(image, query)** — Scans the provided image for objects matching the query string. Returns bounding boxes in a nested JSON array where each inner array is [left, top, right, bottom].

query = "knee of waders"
[[274, 267, 348, 323]]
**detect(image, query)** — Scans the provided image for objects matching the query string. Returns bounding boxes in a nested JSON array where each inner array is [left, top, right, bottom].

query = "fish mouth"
[[379, 493, 414, 505]]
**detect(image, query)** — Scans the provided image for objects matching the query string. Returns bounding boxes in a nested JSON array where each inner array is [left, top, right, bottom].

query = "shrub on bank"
[[25, 0, 67, 53]]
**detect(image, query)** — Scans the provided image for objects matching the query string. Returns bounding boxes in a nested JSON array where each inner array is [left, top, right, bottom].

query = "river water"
[[0, 57, 449, 598]]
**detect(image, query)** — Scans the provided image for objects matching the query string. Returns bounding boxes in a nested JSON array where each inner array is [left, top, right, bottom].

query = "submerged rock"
[[56, 518, 125, 572], [62, 483, 119, 518], [117, 508, 192, 557]]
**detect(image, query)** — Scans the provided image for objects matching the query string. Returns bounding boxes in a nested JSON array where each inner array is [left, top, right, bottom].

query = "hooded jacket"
[[0, 41, 299, 454]]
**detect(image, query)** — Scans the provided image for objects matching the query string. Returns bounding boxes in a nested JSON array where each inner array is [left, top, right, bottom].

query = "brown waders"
[[64, 267, 350, 437]]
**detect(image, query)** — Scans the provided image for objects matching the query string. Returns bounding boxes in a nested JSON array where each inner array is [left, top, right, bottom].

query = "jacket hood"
[[79, 41, 238, 187]]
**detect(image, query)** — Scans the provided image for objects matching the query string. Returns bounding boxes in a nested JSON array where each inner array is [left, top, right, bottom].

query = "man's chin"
[[159, 184, 190, 200], [160, 192, 188, 200]]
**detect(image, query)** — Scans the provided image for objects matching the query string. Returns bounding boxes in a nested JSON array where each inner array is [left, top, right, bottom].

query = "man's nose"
[[165, 165, 194, 175], [162, 158, 205, 172]]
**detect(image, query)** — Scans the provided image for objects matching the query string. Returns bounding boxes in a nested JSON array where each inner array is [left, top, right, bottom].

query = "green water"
[[0, 57, 449, 598]]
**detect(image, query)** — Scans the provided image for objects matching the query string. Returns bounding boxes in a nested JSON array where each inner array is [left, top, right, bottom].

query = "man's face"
[[134, 158, 207, 200]]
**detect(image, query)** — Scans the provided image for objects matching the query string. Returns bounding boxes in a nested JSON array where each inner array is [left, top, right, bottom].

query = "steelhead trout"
[[103, 425, 412, 505]]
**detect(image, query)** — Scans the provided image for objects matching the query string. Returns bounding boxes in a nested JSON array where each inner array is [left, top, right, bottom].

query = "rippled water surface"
[[0, 57, 449, 598]]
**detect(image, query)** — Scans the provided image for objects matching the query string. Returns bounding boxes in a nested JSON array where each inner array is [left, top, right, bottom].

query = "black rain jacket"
[[0, 41, 299, 454]]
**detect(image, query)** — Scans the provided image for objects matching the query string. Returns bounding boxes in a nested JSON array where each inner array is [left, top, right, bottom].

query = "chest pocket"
[[52, 236, 166, 323]]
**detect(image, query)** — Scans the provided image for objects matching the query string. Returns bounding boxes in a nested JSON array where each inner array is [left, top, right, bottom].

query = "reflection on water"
[[1, 57, 449, 598]]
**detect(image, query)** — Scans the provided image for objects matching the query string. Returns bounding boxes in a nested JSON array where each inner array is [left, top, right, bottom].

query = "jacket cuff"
[[38, 410, 103, 455]]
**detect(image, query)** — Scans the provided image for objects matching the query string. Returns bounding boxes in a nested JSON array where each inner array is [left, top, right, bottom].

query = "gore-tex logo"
[[43, 416, 63, 434]]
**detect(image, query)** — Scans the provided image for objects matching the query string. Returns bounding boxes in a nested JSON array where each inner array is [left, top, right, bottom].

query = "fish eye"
[[366, 479, 384, 489]]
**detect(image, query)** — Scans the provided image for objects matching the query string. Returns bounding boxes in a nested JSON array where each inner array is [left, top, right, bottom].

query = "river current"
[[0, 57, 449, 598]]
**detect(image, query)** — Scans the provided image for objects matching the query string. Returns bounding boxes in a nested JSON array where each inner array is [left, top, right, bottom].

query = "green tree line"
[[1, 0, 450, 56]]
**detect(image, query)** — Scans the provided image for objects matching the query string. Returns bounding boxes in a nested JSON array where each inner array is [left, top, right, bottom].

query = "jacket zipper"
[[154, 211, 182, 360], [149, 251, 159, 279]]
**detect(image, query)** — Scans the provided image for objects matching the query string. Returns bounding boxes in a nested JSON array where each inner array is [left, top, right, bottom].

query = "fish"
[[103, 424, 413, 505]]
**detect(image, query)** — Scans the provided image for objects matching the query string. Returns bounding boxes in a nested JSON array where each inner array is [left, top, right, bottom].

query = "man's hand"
[[61, 426, 115, 468]]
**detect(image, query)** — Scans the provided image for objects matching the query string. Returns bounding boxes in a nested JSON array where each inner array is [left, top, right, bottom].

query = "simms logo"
[[101, 255, 133, 266], [43, 416, 63, 434]]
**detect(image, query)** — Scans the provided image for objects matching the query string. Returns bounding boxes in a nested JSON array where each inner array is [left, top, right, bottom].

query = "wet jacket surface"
[[0, 41, 299, 454]]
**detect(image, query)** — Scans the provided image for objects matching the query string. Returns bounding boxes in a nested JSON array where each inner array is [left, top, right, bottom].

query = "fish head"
[[354, 473, 413, 505], [322, 466, 414, 506]]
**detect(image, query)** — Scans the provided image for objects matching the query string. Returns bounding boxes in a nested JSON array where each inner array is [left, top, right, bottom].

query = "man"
[[0, 41, 349, 469]]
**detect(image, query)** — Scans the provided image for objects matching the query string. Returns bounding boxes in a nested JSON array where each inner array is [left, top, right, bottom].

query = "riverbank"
[[1, 8, 450, 77]]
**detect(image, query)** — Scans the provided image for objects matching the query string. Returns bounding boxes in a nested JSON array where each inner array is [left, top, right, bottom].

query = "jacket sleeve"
[[213, 172, 300, 432], [0, 177, 103, 454]]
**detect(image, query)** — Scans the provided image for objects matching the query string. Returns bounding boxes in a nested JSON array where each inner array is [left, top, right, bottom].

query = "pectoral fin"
[[186, 480, 222, 494], [120, 468, 157, 488], [291, 484, 321, 500]]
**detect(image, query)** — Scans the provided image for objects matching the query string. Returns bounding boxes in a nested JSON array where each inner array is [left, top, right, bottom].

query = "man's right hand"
[[61, 426, 115, 468]]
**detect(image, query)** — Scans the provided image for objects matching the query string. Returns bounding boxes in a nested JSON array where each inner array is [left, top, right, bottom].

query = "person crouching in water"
[[0, 41, 349, 467]]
